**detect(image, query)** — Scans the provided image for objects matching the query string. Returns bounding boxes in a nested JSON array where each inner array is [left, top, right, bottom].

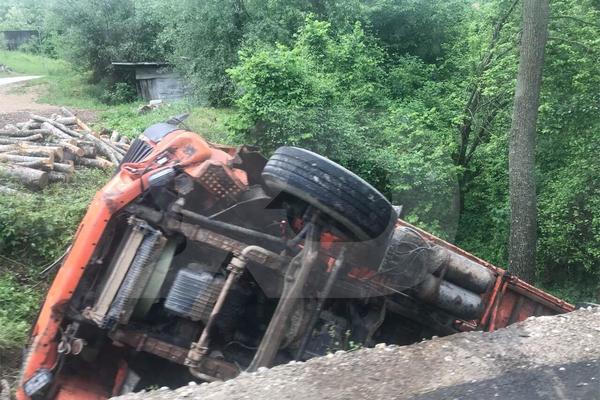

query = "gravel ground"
[[116, 307, 600, 400]]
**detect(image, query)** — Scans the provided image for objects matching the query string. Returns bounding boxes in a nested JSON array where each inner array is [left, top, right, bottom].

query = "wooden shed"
[[2, 30, 38, 50], [111, 62, 186, 101]]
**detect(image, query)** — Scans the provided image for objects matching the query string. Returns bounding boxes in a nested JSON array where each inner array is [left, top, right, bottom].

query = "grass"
[[0, 52, 239, 353], [1, 51, 238, 141], [0, 168, 112, 352], [0, 50, 105, 109], [97, 102, 237, 143]]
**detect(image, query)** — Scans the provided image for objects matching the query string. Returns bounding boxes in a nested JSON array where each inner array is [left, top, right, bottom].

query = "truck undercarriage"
[[17, 118, 573, 400]]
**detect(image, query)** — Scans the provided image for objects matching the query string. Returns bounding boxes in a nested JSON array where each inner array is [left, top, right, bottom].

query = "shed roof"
[[111, 62, 170, 67]]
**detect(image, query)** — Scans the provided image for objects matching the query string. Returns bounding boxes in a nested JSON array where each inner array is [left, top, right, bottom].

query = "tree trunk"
[[508, 0, 550, 283]]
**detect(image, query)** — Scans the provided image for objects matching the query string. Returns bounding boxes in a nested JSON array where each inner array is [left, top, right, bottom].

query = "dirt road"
[[0, 76, 42, 87], [0, 78, 58, 123], [0, 78, 96, 126], [116, 307, 600, 400]]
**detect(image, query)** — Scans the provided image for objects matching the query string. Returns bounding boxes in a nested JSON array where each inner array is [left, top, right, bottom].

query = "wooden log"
[[78, 141, 96, 158], [7, 145, 63, 161], [33, 115, 121, 163], [60, 107, 76, 117], [0, 129, 50, 137], [0, 134, 44, 144], [20, 121, 42, 130], [16, 160, 48, 170], [58, 141, 84, 157], [42, 122, 73, 141], [0, 144, 19, 152], [76, 156, 114, 169], [48, 171, 71, 183], [0, 185, 19, 195], [4, 124, 18, 132], [0, 153, 54, 166], [53, 161, 75, 174], [0, 164, 48, 190], [21, 120, 42, 130], [75, 117, 93, 133], [30, 114, 84, 139], [101, 137, 126, 156], [110, 130, 121, 143], [115, 143, 130, 152], [54, 117, 77, 125]]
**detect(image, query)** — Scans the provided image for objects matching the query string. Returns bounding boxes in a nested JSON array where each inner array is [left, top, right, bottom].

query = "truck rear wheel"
[[262, 146, 396, 242]]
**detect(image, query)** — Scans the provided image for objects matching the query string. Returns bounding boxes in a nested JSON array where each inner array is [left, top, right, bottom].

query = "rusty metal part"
[[186, 253, 248, 368], [432, 246, 495, 294], [295, 247, 347, 360], [110, 330, 239, 381], [196, 161, 246, 204], [248, 223, 322, 372], [126, 204, 288, 270], [186, 245, 278, 379], [171, 201, 285, 249], [415, 274, 485, 320]]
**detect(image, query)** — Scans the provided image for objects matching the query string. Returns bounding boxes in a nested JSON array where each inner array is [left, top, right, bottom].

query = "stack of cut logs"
[[0, 107, 130, 193]]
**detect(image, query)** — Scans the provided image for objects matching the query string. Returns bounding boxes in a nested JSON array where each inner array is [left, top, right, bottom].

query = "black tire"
[[262, 146, 396, 242]]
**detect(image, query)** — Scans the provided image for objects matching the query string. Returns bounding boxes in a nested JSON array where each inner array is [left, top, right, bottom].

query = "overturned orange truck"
[[18, 116, 573, 399]]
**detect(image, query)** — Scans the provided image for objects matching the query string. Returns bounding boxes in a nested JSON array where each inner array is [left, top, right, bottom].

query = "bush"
[[229, 19, 460, 237], [100, 81, 138, 105]]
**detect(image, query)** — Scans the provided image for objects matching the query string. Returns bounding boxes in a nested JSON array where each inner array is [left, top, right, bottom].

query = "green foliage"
[[0, 169, 111, 267], [97, 102, 234, 142], [0, 169, 111, 350], [0, 0, 598, 308], [229, 19, 461, 236], [0, 0, 43, 30], [0, 275, 40, 350], [100, 81, 138, 105], [48, 0, 174, 81], [229, 20, 387, 153], [0, 50, 109, 108], [170, 0, 365, 106]]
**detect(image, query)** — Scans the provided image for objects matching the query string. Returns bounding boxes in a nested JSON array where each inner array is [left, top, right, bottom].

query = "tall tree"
[[508, 0, 550, 282]]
